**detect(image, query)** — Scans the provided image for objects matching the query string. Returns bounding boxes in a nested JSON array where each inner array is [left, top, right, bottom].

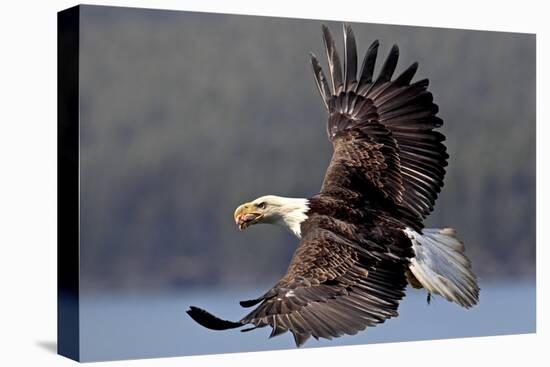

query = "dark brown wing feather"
[[311, 25, 448, 225], [238, 224, 410, 346], [186, 223, 410, 347], [321, 117, 404, 204]]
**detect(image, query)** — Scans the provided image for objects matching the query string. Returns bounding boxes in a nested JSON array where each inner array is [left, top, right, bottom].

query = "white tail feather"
[[404, 228, 480, 308]]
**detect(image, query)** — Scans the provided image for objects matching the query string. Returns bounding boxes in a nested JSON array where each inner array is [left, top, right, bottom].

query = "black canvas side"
[[57, 5, 80, 362]]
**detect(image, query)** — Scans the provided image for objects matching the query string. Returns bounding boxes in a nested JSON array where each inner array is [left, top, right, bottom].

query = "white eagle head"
[[233, 195, 309, 237]]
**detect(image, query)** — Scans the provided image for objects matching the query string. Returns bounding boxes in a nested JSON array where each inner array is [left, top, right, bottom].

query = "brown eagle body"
[[187, 24, 479, 347]]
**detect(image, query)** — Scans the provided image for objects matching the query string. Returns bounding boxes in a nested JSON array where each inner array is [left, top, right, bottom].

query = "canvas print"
[[57, 4, 536, 362]]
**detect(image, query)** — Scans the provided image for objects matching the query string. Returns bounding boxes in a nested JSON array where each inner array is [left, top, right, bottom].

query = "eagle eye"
[[257, 202, 267, 209]]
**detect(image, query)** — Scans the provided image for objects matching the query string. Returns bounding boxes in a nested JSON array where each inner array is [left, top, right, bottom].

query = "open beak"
[[234, 203, 263, 230]]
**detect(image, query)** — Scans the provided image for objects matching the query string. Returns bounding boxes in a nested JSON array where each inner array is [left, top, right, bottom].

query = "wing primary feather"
[[376, 44, 400, 84], [310, 53, 332, 110], [269, 315, 287, 338], [357, 40, 379, 93], [343, 24, 358, 92], [186, 306, 243, 330], [322, 25, 343, 94], [291, 329, 311, 347], [394, 62, 418, 86], [240, 296, 264, 308], [240, 326, 258, 332]]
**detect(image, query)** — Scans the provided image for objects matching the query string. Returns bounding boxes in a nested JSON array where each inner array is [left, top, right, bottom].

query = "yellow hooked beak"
[[234, 202, 264, 230]]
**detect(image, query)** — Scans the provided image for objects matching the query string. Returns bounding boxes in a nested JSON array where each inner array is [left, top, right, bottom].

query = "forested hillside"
[[77, 6, 536, 291]]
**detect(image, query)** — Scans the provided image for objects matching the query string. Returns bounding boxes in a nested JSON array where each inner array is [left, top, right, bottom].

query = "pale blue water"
[[79, 281, 535, 361]]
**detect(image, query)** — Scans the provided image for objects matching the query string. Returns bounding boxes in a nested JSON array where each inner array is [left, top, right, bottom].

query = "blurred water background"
[[76, 5, 536, 361], [79, 281, 535, 361]]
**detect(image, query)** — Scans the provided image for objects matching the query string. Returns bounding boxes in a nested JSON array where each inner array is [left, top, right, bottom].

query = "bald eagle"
[[187, 24, 479, 347]]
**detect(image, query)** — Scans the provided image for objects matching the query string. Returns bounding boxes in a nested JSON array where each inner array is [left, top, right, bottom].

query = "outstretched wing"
[[187, 223, 410, 347], [321, 118, 405, 205], [311, 24, 448, 225]]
